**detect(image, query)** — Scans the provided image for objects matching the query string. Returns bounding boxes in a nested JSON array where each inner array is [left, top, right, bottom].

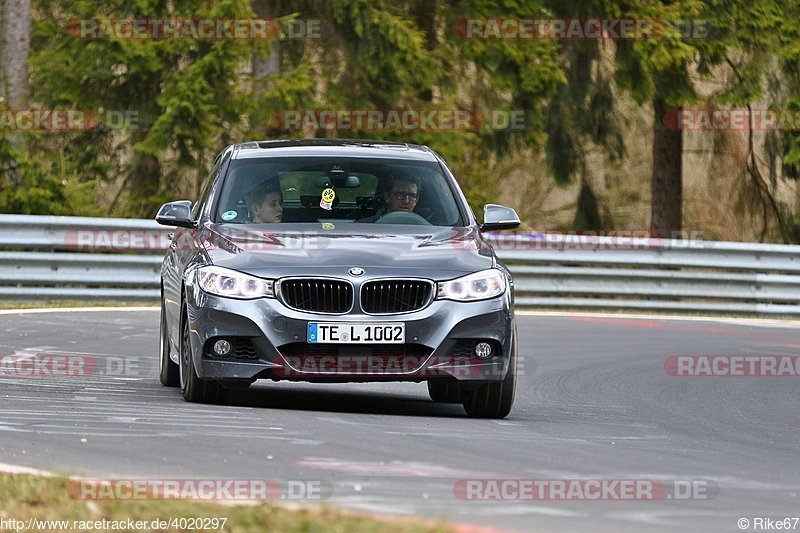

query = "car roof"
[[230, 139, 438, 161]]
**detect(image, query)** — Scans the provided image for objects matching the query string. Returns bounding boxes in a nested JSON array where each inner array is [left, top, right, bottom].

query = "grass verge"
[[0, 473, 451, 532]]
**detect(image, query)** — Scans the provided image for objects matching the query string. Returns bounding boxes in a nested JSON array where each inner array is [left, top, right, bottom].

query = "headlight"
[[196, 266, 274, 299], [436, 269, 506, 301]]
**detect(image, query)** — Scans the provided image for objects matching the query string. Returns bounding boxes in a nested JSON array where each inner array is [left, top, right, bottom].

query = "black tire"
[[179, 303, 226, 404], [427, 381, 462, 403], [462, 339, 517, 418], [159, 303, 179, 387]]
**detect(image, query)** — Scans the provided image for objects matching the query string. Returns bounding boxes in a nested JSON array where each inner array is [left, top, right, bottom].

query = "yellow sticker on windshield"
[[320, 188, 335, 210]]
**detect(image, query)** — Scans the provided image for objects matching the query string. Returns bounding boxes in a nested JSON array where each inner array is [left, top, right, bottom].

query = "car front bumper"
[[183, 283, 515, 384]]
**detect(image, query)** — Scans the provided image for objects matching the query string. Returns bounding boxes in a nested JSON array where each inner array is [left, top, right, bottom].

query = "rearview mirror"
[[315, 175, 361, 188], [480, 204, 520, 232], [155, 200, 195, 228]]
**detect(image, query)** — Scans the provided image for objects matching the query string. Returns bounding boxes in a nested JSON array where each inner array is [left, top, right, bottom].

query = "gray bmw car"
[[156, 139, 520, 418]]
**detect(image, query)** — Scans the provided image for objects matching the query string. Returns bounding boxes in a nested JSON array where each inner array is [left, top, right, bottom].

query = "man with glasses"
[[384, 175, 420, 214], [360, 174, 421, 222]]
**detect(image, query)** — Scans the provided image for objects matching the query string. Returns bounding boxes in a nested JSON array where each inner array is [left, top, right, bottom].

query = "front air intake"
[[360, 279, 433, 314], [280, 278, 353, 313]]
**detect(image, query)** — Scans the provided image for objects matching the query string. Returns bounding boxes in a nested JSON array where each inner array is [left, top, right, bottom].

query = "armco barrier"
[[1, 214, 798, 315], [0, 215, 167, 301]]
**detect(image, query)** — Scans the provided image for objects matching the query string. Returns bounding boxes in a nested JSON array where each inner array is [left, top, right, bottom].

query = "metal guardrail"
[[1, 214, 799, 315], [0, 215, 166, 301], [490, 233, 800, 315]]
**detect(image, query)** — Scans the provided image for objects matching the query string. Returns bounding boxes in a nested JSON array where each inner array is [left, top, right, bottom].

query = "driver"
[[361, 174, 420, 222], [384, 175, 420, 214]]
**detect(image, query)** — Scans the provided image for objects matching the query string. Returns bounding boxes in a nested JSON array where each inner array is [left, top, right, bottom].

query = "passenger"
[[245, 179, 283, 223]]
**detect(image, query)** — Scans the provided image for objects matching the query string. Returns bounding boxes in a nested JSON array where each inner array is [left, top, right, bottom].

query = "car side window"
[[192, 158, 221, 220]]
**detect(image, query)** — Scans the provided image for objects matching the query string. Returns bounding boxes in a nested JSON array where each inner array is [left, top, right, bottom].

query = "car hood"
[[199, 223, 495, 279]]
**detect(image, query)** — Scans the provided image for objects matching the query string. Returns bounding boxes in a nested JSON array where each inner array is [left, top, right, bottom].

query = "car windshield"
[[214, 156, 465, 227]]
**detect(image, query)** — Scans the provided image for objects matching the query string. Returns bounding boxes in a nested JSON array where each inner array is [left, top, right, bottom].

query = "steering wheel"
[[374, 211, 432, 225]]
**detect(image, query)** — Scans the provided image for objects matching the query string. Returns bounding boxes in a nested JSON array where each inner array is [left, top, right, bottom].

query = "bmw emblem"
[[348, 267, 365, 277]]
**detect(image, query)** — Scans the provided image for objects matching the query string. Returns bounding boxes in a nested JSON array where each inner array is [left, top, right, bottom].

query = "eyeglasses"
[[389, 191, 418, 200]]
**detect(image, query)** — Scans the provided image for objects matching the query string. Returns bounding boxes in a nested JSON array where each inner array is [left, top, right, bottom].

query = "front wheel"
[[462, 347, 516, 419], [179, 303, 226, 404], [159, 303, 179, 387]]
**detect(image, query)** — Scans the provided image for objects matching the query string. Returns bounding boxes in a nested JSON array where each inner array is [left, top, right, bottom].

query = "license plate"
[[307, 323, 405, 344]]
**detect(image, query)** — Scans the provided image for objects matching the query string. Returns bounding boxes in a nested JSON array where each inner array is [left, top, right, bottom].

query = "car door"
[[163, 154, 222, 345]]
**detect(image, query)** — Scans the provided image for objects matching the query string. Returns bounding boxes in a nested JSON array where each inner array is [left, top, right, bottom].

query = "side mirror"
[[155, 200, 195, 228], [480, 204, 520, 232]]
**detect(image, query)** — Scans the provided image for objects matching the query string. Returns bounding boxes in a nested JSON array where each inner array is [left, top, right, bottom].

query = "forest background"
[[1, 0, 800, 243]]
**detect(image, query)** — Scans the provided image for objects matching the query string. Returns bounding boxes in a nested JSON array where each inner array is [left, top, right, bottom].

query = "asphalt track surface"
[[1, 309, 799, 533]]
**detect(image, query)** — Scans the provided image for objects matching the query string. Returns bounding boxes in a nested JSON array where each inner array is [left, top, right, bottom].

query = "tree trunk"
[[251, 0, 280, 81], [650, 96, 682, 236], [0, 0, 31, 108], [413, 0, 438, 103], [573, 179, 603, 230], [129, 153, 161, 218], [251, 0, 281, 136]]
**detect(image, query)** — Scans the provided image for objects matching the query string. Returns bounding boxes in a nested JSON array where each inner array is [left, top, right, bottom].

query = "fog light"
[[475, 342, 492, 358], [213, 339, 232, 357]]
